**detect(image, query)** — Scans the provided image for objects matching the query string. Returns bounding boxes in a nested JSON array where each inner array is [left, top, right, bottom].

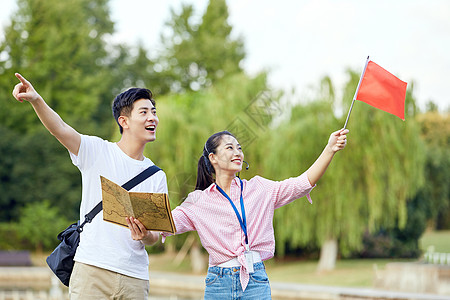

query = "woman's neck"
[[215, 172, 236, 195]]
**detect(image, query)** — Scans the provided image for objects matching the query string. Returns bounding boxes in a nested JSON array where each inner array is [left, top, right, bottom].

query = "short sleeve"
[[69, 134, 105, 172]]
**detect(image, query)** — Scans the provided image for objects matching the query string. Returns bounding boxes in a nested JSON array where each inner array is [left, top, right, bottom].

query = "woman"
[[162, 128, 348, 299]]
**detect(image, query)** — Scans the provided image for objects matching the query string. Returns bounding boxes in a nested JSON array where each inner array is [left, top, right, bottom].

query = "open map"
[[101, 176, 176, 233]]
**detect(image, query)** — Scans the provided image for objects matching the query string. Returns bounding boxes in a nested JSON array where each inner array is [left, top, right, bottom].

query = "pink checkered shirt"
[[162, 172, 314, 291]]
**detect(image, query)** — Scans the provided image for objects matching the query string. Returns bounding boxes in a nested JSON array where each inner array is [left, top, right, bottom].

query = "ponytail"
[[195, 154, 214, 190]]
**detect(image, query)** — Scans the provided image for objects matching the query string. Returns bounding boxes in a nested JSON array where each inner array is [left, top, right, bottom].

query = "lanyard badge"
[[216, 178, 254, 273], [245, 244, 254, 273]]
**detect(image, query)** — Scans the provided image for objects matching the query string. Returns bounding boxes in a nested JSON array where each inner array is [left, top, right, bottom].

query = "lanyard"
[[216, 178, 248, 245]]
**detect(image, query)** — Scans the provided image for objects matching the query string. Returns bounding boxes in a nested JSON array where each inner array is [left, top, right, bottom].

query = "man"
[[12, 73, 167, 299]]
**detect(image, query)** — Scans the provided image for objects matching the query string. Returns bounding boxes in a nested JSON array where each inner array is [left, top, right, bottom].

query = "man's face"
[[123, 98, 158, 143]]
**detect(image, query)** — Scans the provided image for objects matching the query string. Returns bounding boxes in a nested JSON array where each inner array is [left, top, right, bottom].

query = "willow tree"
[[261, 71, 425, 270]]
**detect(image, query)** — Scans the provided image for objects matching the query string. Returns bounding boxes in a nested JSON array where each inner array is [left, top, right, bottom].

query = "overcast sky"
[[1, 0, 449, 112]]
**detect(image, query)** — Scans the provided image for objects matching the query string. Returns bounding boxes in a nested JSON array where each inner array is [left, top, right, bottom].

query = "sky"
[[1, 0, 449, 112]]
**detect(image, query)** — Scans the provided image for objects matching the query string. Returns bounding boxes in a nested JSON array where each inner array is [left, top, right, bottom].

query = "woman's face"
[[210, 135, 244, 175]]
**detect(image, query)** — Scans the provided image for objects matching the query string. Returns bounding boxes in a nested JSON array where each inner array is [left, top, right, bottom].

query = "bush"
[[359, 231, 421, 258], [18, 200, 69, 252], [0, 222, 24, 250]]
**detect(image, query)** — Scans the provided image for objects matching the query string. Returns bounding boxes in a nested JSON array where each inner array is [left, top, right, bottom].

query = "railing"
[[424, 246, 450, 265]]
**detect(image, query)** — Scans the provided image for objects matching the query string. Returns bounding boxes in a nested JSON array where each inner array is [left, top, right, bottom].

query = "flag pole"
[[343, 56, 370, 129]]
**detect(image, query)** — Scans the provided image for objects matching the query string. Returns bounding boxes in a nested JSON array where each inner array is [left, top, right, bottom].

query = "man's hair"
[[112, 88, 155, 134]]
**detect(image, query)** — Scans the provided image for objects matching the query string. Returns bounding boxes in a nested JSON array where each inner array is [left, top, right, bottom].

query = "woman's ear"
[[208, 152, 216, 165]]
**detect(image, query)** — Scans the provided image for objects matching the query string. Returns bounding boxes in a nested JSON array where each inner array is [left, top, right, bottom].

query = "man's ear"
[[118, 115, 128, 131]]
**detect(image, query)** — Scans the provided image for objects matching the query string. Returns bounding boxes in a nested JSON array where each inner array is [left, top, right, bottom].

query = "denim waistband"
[[216, 251, 262, 268], [207, 261, 265, 276]]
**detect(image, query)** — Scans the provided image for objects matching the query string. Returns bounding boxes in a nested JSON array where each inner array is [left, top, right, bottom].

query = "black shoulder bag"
[[46, 165, 161, 286]]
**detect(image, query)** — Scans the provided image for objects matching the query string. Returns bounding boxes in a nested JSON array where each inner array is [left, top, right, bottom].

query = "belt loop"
[[219, 267, 223, 277]]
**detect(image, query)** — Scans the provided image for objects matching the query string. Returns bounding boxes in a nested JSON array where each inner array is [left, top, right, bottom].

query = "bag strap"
[[121, 165, 162, 191], [78, 165, 162, 231]]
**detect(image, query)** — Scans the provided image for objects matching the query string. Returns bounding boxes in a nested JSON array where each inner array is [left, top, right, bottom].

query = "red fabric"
[[356, 61, 407, 120]]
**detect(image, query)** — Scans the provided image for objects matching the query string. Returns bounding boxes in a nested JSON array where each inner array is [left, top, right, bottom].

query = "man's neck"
[[116, 137, 146, 161]]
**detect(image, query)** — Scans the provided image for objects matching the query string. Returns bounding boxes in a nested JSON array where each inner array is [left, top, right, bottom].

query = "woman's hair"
[[112, 88, 155, 134], [195, 130, 236, 190]]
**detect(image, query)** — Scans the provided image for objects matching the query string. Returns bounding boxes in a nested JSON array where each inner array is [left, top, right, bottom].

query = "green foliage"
[[0, 126, 80, 221], [265, 78, 342, 256], [358, 194, 428, 259], [416, 111, 450, 229], [359, 232, 421, 258], [265, 69, 426, 257], [0, 0, 119, 226], [0, 222, 24, 250], [157, 0, 245, 93], [0, 0, 116, 136], [0, 126, 21, 221], [18, 200, 69, 251]]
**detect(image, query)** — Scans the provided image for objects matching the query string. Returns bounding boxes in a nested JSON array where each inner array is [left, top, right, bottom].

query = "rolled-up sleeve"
[[161, 195, 197, 242], [256, 172, 315, 209]]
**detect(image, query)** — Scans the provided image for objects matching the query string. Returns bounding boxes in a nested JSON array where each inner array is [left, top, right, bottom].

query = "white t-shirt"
[[70, 134, 168, 280]]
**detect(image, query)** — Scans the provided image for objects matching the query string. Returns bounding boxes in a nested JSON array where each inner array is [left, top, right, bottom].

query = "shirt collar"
[[206, 177, 241, 193]]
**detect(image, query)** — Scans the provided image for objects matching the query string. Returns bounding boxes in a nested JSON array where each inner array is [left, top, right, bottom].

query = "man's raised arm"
[[12, 73, 81, 155]]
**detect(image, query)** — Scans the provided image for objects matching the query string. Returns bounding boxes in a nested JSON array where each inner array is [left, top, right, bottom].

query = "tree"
[[0, 0, 117, 224], [156, 0, 245, 93], [0, 126, 22, 221], [262, 71, 425, 271], [416, 110, 450, 229], [0, 0, 115, 134]]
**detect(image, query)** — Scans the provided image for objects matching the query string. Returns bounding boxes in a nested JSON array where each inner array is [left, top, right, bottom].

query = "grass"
[[264, 258, 414, 287], [419, 229, 450, 253]]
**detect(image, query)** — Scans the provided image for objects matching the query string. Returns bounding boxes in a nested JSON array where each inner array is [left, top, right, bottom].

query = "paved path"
[[1, 267, 449, 300]]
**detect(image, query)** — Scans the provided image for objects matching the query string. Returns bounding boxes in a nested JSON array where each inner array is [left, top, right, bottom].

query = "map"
[[101, 176, 176, 233]]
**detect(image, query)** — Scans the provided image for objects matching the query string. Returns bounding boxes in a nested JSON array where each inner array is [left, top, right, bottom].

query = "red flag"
[[355, 61, 407, 120]]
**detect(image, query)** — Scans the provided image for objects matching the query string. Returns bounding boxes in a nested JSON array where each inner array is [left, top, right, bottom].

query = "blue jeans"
[[204, 262, 271, 300]]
